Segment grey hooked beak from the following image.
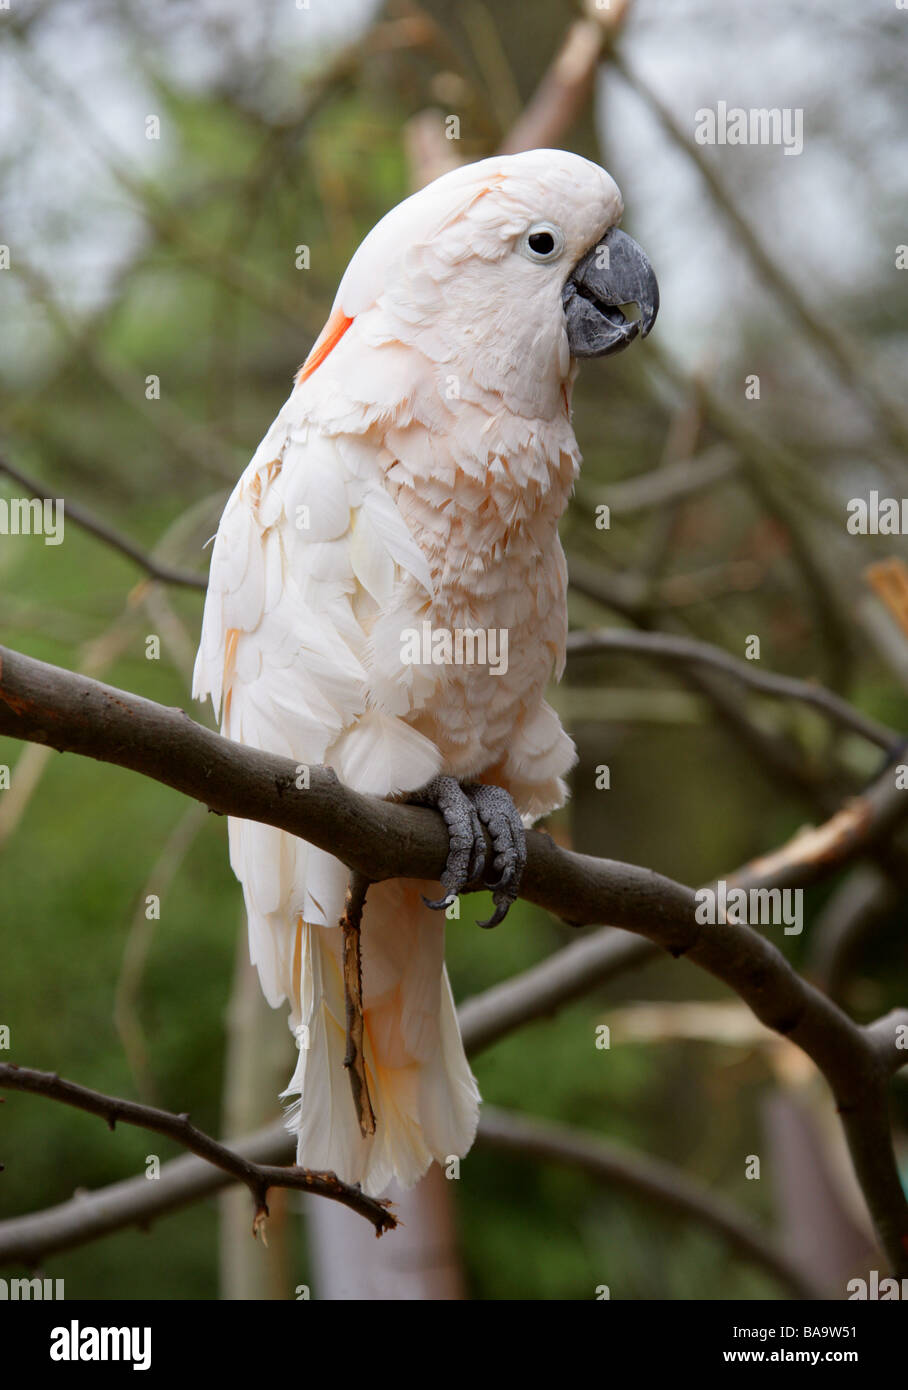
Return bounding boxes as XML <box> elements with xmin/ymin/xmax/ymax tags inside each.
<box><xmin>562</xmin><ymin>227</ymin><xmax>659</xmax><ymax>358</ymax></box>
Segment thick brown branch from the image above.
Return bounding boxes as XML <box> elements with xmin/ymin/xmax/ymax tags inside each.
<box><xmin>0</xmin><ymin>1064</ymin><xmax>395</xmax><ymax>1238</ymax></box>
<box><xmin>0</xmin><ymin>645</ymin><xmax>906</xmax><ymax>1271</ymax></box>
<box><xmin>865</xmin><ymin>1010</ymin><xmax>908</xmax><ymax>1077</ymax></box>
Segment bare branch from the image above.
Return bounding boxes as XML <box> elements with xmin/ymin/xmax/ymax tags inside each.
<box><xmin>0</xmin><ymin>1098</ymin><xmax>824</xmax><ymax>1298</ymax></box>
<box><xmin>459</xmin><ymin>928</ymin><xmax>655</xmax><ymax>1055</ymax></box>
<box><xmin>0</xmin><ymin>645</ymin><xmax>906</xmax><ymax>1271</ymax></box>
<box><xmin>567</xmin><ymin>561</ymin><xmax>846</xmax><ymax>812</ymax></box>
<box><xmin>0</xmin><ymin>1064</ymin><xmax>395</xmax><ymax>1238</ymax></box>
<box><xmin>865</xmin><ymin>1011</ymin><xmax>908</xmax><ymax>1077</ymax></box>
<box><xmin>497</xmin><ymin>17</ymin><xmax>612</xmax><ymax>155</ymax></box>
<box><xmin>648</xmin><ymin>345</ymin><xmax>861</xmax><ymax>693</ymax></box>
<box><xmin>808</xmin><ymin>866</ymin><xmax>901</xmax><ymax>1002</ymax></box>
<box><xmin>476</xmin><ymin>1107</ymin><xmax>826</xmax><ymax>1300</ymax></box>
<box><xmin>610</xmin><ymin>49</ymin><xmax>908</xmax><ymax>464</ymax></box>
<box><xmin>0</xmin><ymin>455</ymin><xmax>208</xmax><ymax>591</ymax></box>
<box><xmin>567</xmin><ymin>627</ymin><xmax>902</xmax><ymax>753</ymax></box>
<box><xmin>0</xmin><ymin>1119</ymin><xmax>294</xmax><ymax>1268</ymax></box>
<box><xmin>576</xmin><ymin>446</ymin><xmax>739</xmax><ymax>518</ymax></box>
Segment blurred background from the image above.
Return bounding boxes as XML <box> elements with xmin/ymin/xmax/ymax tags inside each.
<box><xmin>1</xmin><ymin>0</ymin><xmax>907</xmax><ymax>1299</ymax></box>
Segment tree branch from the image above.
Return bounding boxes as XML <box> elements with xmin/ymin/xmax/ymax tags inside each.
<box><xmin>0</xmin><ymin>1102</ymin><xmax>825</xmax><ymax>1299</ymax></box>
<box><xmin>566</xmin><ymin>628</ymin><xmax>902</xmax><ymax>753</ymax></box>
<box><xmin>567</xmin><ymin>560</ymin><xmax>848</xmax><ymax>812</ymax></box>
<box><xmin>610</xmin><ymin>49</ymin><xmax>908</xmax><ymax>465</ymax></box>
<box><xmin>0</xmin><ymin>1064</ymin><xmax>395</xmax><ymax>1238</ymax></box>
<box><xmin>865</xmin><ymin>1011</ymin><xmax>908</xmax><ymax>1077</ymax></box>
<box><xmin>0</xmin><ymin>455</ymin><xmax>208</xmax><ymax>591</ymax></box>
<box><xmin>0</xmin><ymin>644</ymin><xmax>906</xmax><ymax>1271</ymax></box>
<box><xmin>0</xmin><ymin>1119</ymin><xmax>296</xmax><ymax>1268</ymax></box>
<box><xmin>475</xmin><ymin>1106</ymin><xmax>825</xmax><ymax>1300</ymax></box>
<box><xmin>458</xmin><ymin>928</ymin><xmax>656</xmax><ymax>1055</ymax></box>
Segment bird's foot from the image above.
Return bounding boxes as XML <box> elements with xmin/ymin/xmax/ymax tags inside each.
<box><xmin>409</xmin><ymin>775</ymin><xmax>527</xmax><ymax>928</ymax></box>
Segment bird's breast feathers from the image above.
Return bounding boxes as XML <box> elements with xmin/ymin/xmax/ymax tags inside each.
<box><xmin>194</xmin><ymin>359</ymin><xmax>578</xmax><ymax>812</ymax></box>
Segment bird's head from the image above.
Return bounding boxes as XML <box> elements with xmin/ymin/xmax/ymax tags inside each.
<box><xmin>301</xmin><ymin>148</ymin><xmax>658</xmax><ymax>421</ymax></box>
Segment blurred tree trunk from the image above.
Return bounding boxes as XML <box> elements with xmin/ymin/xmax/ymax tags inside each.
<box><xmin>305</xmin><ymin>1164</ymin><xmax>465</xmax><ymax>1299</ymax></box>
<box><xmin>762</xmin><ymin>1092</ymin><xmax>876</xmax><ymax>1293</ymax></box>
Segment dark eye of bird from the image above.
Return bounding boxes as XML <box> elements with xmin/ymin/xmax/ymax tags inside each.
<box><xmin>528</xmin><ymin>231</ymin><xmax>555</xmax><ymax>256</ymax></box>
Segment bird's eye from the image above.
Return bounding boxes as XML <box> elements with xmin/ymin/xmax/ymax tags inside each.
<box><xmin>520</xmin><ymin>223</ymin><xmax>564</xmax><ymax>263</ymax></box>
<box><xmin>529</xmin><ymin>231</ymin><xmax>555</xmax><ymax>255</ymax></box>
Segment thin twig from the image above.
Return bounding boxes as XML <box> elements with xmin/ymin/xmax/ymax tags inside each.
<box><xmin>340</xmin><ymin>872</ymin><xmax>376</xmax><ymax>1137</ymax></box>
<box><xmin>0</xmin><ymin>1101</ymin><xmax>825</xmax><ymax>1297</ymax></box>
<box><xmin>566</xmin><ymin>627</ymin><xmax>901</xmax><ymax>752</ymax></box>
<box><xmin>0</xmin><ymin>1064</ymin><xmax>395</xmax><ymax>1238</ymax></box>
<box><xmin>807</xmin><ymin>866</ymin><xmax>901</xmax><ymax>1002</ymax></box>
<box><xmin>611</xmin><ymin>49</ymin><xmax>908</xmax><ymax>464</ymax></box>
<box><xmin>0</xmin><ymin>455</ymin><xmax>208</xmax><ymax>591</ymax></box>
<box><xmin>574</xmin><ymin>447</ymin><xmax>739</xmax><ymax>519</ymax></box>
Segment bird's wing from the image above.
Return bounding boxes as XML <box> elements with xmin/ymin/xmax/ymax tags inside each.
<box><xmin>193</xmin><ymin>395</ymin><xmax>443</xmax><ymax>1008</ymax></box>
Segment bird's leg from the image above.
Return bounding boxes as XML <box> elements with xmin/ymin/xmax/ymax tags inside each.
<box><xmin>408</xmin><ymin>776</ymin><xmax>486</xmax><ymax>910</ymax></box>
<box><xmin>465</xmin><ymin>784</ymin><xmax>528</xmax><ymax>929</ymax></box>
<box><xmin>408</xmin><ymin>775</ymin><xmax>527</xmax><ymax>928</ymax></box>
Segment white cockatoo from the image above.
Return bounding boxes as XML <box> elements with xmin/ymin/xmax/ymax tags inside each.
<box><xmin>194</xmin><ymin>149</ymin><xmax>657</xmax><ymax>1196</ymax></box>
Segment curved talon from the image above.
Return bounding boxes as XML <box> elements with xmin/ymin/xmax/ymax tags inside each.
<box><xmin>466</xmin><ymin>824</ymin><xmax>486</xmax><ymax>884</ymax></box>
<box><xmin>477</xmin><ymin>900</ymin><xmax>510</xmax><ymax>929</ymax></box>
<box><xmin>422</xmin><ymin>891</ymin><xmax>456</xmax><ymax>911</ymax></box>
<box><xmin>486</xmin><ymin>864</ymin><xmax>514</xmax><ymax>892</ymax></box>
<box><xmin>466</xmin><ymin>785</ymin><xmax>526</xmax><ymax>925</ymax></box>
<box><xmin>407</xmin><ymin>775</ymin><xmax>527</xmax><ymax>926</ymax></box>
<box><xmin>409</xmin><ymin>775</ymin><xmax>486</xmax><ymax>913</ymax></box>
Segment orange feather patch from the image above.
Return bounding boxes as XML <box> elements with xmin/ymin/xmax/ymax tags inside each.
<box><xmin>296</xmin><ymin>307</ymin><xmax>354</xmax><ymax>385</ymax></box>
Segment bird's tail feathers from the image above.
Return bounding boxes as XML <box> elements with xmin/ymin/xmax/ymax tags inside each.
<box><xmin>281</xmin><ymin>879</ymin><xmax>479</xmax><ymax>1196</ymax></box>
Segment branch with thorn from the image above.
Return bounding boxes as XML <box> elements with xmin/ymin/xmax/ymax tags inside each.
<box><xmin>0</xmin><ymin>1063</ymin><xmax>395</xmax><ymax>1238</ymax></box>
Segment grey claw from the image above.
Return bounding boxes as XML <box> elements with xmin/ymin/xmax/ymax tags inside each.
<box><xmin>408</xmin><ymin>776</ymin><xmax>526</xmax><ymax>927</ymax></box>
<box><xmin>410</xmin><ymin>775</ymin><xmax>486</xmax><ymax>912</ymax></box>
<box><xmin>422</xmin><ymin>890</ymin><xmax>457</xmax><ymax>911</ymax></box>
<box><xmin>476</xmin><ymin>898</ymin><xmax>510</xmax><ymax>929</ymax></box>
<box><xmin>465</xmin><ymin>784</ymin><xmax>527</xmax><ymax>928</ymax></box>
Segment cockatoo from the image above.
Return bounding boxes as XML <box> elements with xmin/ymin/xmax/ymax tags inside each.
<box><xmin>194</xmin><ymin>148</ymin><xmax>658</xmax><ymax>1196</ymax></box>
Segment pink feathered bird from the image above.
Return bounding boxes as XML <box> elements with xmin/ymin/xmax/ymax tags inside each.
<box><xmin>194</xmin><ymin>149</ymin><xmax>658</xmax><ymax>1195</ymax></box>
